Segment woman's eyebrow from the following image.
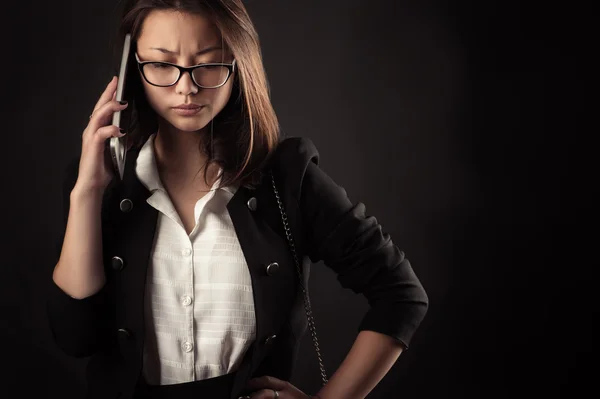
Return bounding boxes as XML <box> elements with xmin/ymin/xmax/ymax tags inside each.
<box><xmin>149</xmin><ymin>46</ymin><xmax>222</xmax><ymax>55</ymax></box>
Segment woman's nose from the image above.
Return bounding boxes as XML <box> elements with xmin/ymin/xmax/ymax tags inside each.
<box><xmin>176</xmin><ymin>70</ymin><xmax>199</xmax><ymax>95</ymax></box>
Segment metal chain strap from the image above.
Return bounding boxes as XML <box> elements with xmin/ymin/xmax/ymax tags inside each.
<box><xmin>269</xmin><ymin>169</ymin><xmax>329</xmax><ymax>386</ymax></box>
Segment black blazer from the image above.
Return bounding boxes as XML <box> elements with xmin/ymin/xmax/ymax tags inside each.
<box><xmin>46</xmin><ymin>136</ymin><xmax>428</xmax><ymax>399</ymax></box>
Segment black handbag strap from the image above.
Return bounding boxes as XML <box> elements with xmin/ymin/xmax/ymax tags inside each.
<box><xmin>269</xmin><ymin>169</ymin><xmax>328</xmax><ymax>386</ymax></box>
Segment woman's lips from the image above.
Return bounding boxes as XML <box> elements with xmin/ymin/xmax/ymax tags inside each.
<box><xmin>172</xmin><ymin>106</ymin><xmax>204</xmax><ymax>116</ymax></box>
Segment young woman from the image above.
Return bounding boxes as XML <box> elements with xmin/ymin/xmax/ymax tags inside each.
<box><xmin>47</xmin><ymin>1</ymin><xmax>429</xmax><ymax>398</ymax></box>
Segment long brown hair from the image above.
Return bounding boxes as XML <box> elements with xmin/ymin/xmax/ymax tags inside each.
<box><xmin>110</xmin><ymin>0</ymin><xmax>280</xmax><ymax>190</ymax></box>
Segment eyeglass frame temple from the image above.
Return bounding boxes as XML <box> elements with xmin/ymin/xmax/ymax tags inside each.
<box><xmin>133</xmin><ymin>52</ymin><xmax>236</xmax><ymax>88</ymax></box>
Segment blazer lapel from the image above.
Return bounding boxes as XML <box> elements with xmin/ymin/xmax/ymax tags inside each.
<box><xmin>227</xmin><ymin>173</ymin><xmax>301</xmax><ymax>395</ymax></box>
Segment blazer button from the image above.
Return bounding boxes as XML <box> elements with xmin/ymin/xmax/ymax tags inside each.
<box><xmin>111</xmin><ymin>256</ymin><xmax>125</xmax><ymax>271</ymax></box>
<box><xmin>246</xmin><ymin>197</ymin><xmax>258</xmax><ymax>211</ymax></box>
<box><xmin>117</xmin><ymin>328</ymin><xmax>133</xmax><ymax>339</ymax></box>
<box><xmin>119</xmin><ymin>198</ymin><xmax>133</xmax><ymax>212</ymax></box>
<box><xmin>266</xmin><ymin>262</ymin><xmax>279</xmax><ymax>276</ymax></box>
<box><xmin>264</xmin><ymin>334</ymin><xmax>277</xmax><ymax>345</ymax></box>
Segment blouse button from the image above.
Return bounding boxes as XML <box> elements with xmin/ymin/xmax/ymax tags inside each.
<box><xmin>181</xmin><ymin>296</ymin><xmax>192</xmax><ymax>306</ymax></box>
<box><xmin>182</xmin><ymin>248</ymin><xmax>192</xmax><ymax>256</ymax></box>
<box><xmin>182</xmin><ymin>341</ymin><xmax>193</xmax><ymax>353</ymax></box>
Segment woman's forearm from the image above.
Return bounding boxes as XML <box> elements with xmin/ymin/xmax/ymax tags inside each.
<box><xmin>314</xmin><ymin>330</ymin><xmax>405</xmax><ymax>399</ymax></box>
<box><xmin>52</xmin><ymin>185</ymin><xmax>107</xmax><ymax>299</ymax></box>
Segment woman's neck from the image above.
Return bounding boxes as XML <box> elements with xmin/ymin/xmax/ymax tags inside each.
<box><xmin>153</xmin><ymin>125</ymin><xmax>219</xmax><ymax>191</ymax></box>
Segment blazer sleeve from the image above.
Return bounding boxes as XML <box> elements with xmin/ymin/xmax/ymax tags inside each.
<box><xmin>282</xmin><ymin>137</ymin><xmax>429</xmax><ymax>349</ymax></box>
<box><xmin>46</xmin><ymin>157</ymin><xmax>114</xmax><ymax>358</ymax></box>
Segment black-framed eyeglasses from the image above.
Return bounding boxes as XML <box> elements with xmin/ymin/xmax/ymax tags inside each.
<box><xmin>135</xmin><ymin>52</ymin><xmax>236</xmax><ymax>88</ymax></box>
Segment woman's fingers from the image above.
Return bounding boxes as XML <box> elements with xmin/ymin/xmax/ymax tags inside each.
<box><xmin>91</xmin><ymin>76</ymin><xmax>118</xmax><ymax>116</ymax></box>
<box><xmin>86</xmin><ymin>99</ymin><xmax>128</xmax><ymax>136</ymax></box>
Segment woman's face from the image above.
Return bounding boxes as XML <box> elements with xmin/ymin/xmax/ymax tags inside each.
<box><xmin>135</xmin><ymin>10</ymin><xmax>235</xmax><ymax>133</ymax></box>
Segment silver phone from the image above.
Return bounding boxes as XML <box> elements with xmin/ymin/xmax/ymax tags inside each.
<box><xmin>109</xmin><ymin>33</ymin><xmax>133</xmax><ymax>181</ymax></box>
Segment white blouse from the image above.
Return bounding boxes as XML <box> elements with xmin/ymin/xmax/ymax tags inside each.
<box><xmin>135</xmin><ymin>133</ymin><xmax>256</xmax><ymax>385</ymax></box>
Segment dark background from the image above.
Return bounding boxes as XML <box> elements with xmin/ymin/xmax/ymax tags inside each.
<box><xmin>2</xmin><ymin>0</ymin><xmax>594</xmax><ymax>398</ymax></box>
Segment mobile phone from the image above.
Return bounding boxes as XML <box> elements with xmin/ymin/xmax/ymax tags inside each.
<box><xmin>108</xmin><ymin>33</ymin><xmax>133</xmax><ymax>181</ymax></box>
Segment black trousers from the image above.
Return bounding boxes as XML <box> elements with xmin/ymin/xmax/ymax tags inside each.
<box><xmin>133</xmin><ymin>372</ymin><xmax>237</xmax><ymax>399</ymax></box>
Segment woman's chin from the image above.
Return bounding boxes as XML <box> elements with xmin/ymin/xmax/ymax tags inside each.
<box><xmin>168</xmin><ymin>117</ymin><xmax>212</xmax><ymax>132</ymax></box>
